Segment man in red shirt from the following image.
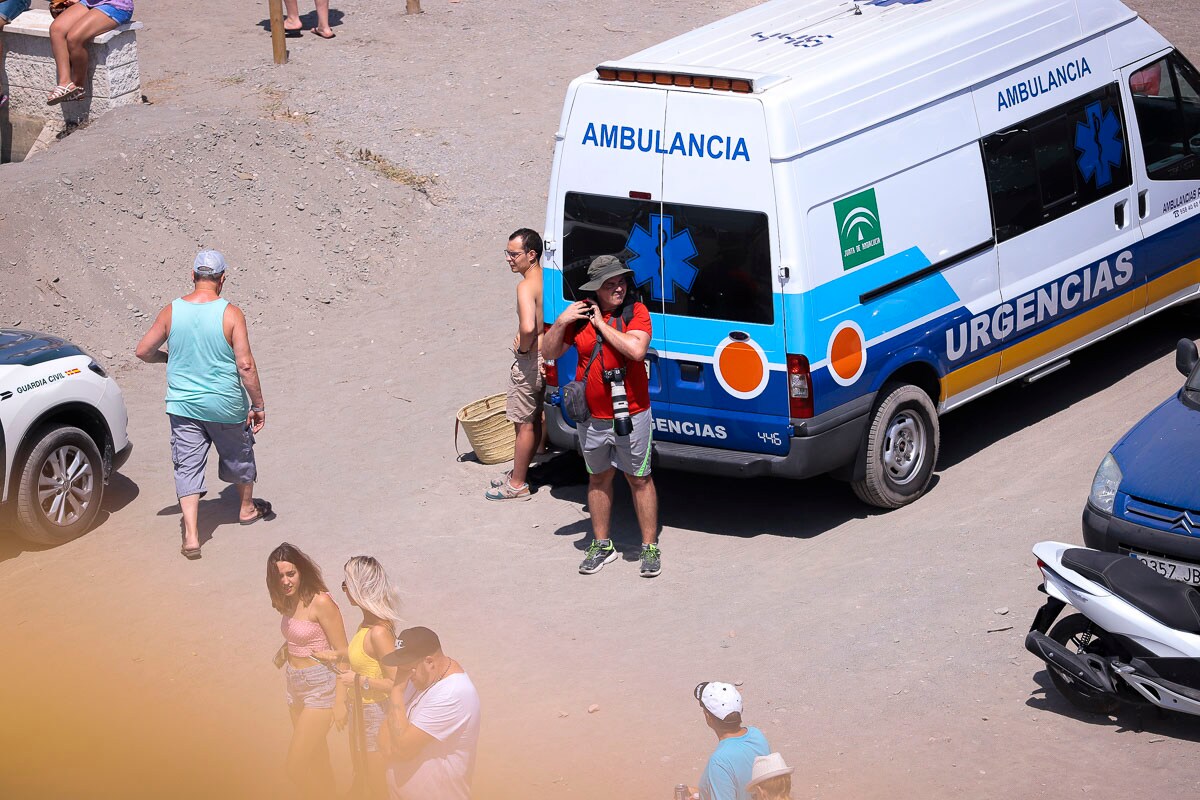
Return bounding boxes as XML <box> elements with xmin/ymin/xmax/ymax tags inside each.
<box><xmin>542</xmin><ymin>255</ymin><xmax>661</xmax><ymax>577</ymax></box>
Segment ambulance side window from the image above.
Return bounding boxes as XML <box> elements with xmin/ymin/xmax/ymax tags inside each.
<box><xmin>982</xmin><ymin>83</ymin><xmax>1132</xmax><ymax>242</ymax></box>
<box><xmin>1128</xmin><ymin>51</ymin><xmax>1200</xmax><ymax>181</ymax></box>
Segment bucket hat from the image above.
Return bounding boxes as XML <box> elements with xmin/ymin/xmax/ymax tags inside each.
<box><xmin>579</xmin><ymin>254</ymin><xmax>633</xmax><ymax>291</ymax></box>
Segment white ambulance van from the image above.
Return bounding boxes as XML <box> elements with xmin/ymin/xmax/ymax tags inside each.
<box><xmin>541</xmin><ymin>0</ymin><xmax>1200</xmax><ymax>508</ymax></box>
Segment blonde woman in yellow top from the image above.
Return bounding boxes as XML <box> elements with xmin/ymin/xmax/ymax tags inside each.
<box><xmin>336</xmin><ymin>555</ymin><xmax>403</xmax><ymax>799</ymax></box>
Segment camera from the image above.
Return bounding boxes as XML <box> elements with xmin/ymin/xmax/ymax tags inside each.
<box><xmin>603</xmin><ymin>367</ymin><xmax>633</xmax><ymax>436</ymax></box>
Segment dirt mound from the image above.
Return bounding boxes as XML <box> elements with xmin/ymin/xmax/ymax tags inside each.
<box><xmin>0</xmin><ymin>102</ymin><xmax>431</xmax><ymax>369</ymax></box>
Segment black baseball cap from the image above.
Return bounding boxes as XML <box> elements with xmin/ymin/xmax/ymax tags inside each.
<box><xmin>381</xmin><ymin>626</ymin><xmax>441</xmax><ymax>667</ymax></box>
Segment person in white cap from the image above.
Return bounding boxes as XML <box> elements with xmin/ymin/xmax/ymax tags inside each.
<box><xmin>136</xmin><ymin>250</ymin><xmax>271</xmax><ymax>559</ymax></box>
<box><xmin>688</xmin><ymin>681</ymin><xmax>770</xmax><ymax>800</ymax></box>
<box><xmin>746</xmin><ymin>753</ymin><xmax>794</xmax><ymax>800</ymax></box>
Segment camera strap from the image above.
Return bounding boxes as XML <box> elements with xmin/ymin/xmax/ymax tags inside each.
<box><xmin>580</xmin><ymin>303</ymin><xmax>635</xmax><ymax>383</ymax></box>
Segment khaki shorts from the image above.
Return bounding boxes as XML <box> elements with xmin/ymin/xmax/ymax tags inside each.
<box><xmin>506</xmin><ymin>351</ymin><xmax>545</xmax><ymax>424</ymax></box>
<box><xmin>577</xmin><ymin>410</ymin><xmax>653</xmax><ymax>477</ymax></box>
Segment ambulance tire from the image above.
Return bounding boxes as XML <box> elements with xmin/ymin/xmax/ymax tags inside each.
<box><xmin>14</xmin><ymin>426</ymin><xmax>105</xmax><ymax>545</ymax></box>
<box><xmin>851</xmin><ymin>383</ymin><xmax>939</xmax><ymax>509</ymax></box>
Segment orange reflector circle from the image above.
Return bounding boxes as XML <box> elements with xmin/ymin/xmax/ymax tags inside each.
<box><xmin>714</xmin><ymin>336</ymin><xmax>771</xmax><ymax>400</ymax></box>
<box><xmin>827</xmin><ymin>321</ymin><xmax>867</xmax><ymax>386</ymax></box>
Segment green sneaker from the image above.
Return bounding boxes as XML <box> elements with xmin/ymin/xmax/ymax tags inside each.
<box><xmin>579</xmin><ymin>540</ymin><xmax>618</xmax><ymax>574</ymax></box>
<box><xmin>640</xmin><ymin>544</ymin><xmax>662</xmax><ymax>578</ymax></box>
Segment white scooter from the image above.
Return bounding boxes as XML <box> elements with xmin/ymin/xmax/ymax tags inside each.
<box><xmin>1026</xmin><ymin>541</ymin><xmax>1200</xmax><ymax>716</ymax></box>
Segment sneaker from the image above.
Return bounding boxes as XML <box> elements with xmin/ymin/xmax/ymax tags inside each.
<box><xmin>578</xmin><ymin>540</ymin><xmax>617</xmax><ymax>574</ymax></box>
<box><xmin>484</xmin><ymin>479</ymin><xmax>531</xmax><ymax>501</ymax></box>
<box><xmin>640</xmin><ymin>544</ymin><xmax>662</xmax><ymax>578</ymax></box>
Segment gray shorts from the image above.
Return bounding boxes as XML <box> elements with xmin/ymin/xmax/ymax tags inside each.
<box><xmin>577</xmin><ymin>410</ymin><xmax>653</xmax><ymax>476</ymax></box>
<box><xmin>285</xmin><ymin>663</ymin><xmax>336</xmax><ymax>709</ymax></box>
<box><xmin>168</xmin><ymin>414</ymin><xmax>257</xmax><ymax>498</ymax></box>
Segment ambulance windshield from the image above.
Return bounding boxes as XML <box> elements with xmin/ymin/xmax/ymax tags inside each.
<box><xmin>562</xmin><ymin>192</ymin><xmax>773</xmax><ymax>325</ymax></box>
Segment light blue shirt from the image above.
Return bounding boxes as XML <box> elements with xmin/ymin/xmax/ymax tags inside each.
<box><xmin>700</xmin><ymin>727</ymin><xmax>770</xmax><ymax>800</ymax></box>
<box><xmin>165</xmin><ymin>298</ymin><xmax>249</xmax><ymax>424</ymax></box>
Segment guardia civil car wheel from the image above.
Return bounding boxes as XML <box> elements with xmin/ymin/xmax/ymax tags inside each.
<box><xmin>0</xmin><ymin>330</ymin><xmax>132</xmax><ymax>546</ymax></box>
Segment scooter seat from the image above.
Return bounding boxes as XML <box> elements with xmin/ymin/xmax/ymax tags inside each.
<box><xmin>1062</xmin><ymin>548</ymin><xmax>1200</xmax><ymax>635</ymax></box>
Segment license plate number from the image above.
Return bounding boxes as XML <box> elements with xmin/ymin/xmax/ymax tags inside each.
<box><xmin>1130</xmin><ymin>552</ymin><xmax>1200</xmax><ymax>586</ymax></box>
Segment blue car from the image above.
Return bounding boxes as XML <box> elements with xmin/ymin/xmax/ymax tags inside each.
<box><xmin>1083</xmin><ymin>339</ymin><xmax>1200</xmax><ymax>584</ymax></box>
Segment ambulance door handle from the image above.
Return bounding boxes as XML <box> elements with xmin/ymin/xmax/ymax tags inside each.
<box><xmin>678</xmin><ymin>362</ymin><xmax>703</xmax><ymax>382</ymax></box>
<box><xmin>1114</xmin><ymin>199</ymin><xmax>1129</xmax><ymax>229</ymax></box>
<box><xmin>1138</xmin><ymin>190</ymin><xmax>1148</xmax><ymax>220</ymax></box>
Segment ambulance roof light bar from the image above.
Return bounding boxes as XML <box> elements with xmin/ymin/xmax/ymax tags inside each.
<box><xmin>594</xmin><ymin>62</ymin><xmax>784</xmax><ymax>94</ymax></box>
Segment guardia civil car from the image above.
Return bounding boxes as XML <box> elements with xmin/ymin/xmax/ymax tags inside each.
<box><xmin>0</xmin><ymin>330</ymin><xmax>131</xmax><ymax>545</ymax></box>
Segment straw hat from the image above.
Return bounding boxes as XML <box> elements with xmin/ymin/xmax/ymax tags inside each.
<box><xmin>747</xmin><ymin>753</ymin><xmax>794</xmax><ymax>789</ymax></box>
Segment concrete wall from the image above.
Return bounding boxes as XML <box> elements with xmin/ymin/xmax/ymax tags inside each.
<box><xmin>1</xmin><ymin>9</ymin><xmax>143</xmax><ymax>126</ymax></box>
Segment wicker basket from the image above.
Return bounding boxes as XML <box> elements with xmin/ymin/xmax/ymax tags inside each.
<box><xmin>455</xmin><ymin>393</ymin><xmax>515</xmax><ymax>465</ymax></box>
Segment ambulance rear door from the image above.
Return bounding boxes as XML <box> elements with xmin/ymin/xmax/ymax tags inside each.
<box><xmin>655</xmin><ymin>90</ymin><xmax>789</xmax><ymax>456</ymax></box>
<box><xmin>552</xmin><ymin>84</ymin><xmax>668</xmax><ymax>410</ymax></box>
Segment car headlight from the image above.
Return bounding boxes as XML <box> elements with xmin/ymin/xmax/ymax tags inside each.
<box><xmin>1089</xmin><ymin>452</ymin><xmax>1122</xmax><ymax>514</ymax></box>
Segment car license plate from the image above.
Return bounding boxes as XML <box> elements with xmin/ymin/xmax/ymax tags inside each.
<box><xmin>1129</xmin><ymin>552</ymin><xmax>1200</xmax><ymax>586</ymax></box>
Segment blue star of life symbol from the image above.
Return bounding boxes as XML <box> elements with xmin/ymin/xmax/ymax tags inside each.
<box><xmin>1075</xmin><ymin>101</ymin><xmax>1124</xmax><ymax>188</ymax></box>
<box><xmin>626</xmin><ymin>214</ymin><xmax>698</xmax><ymax>303</ymax></box>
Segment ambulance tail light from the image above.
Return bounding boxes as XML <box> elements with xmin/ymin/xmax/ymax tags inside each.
<box><xmin>787</xmin><ymin>354</ymin><xmax>813</xmax><ymax>419</ymax></box>
<box><xmin>543</xmin><ymin>322</ymin><xmax>558</xmax><ymax>386</ymax></box>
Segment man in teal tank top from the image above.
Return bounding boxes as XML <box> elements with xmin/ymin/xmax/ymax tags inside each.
<box><xmin>136</xmin><ymin>251</ymin><xmax>272</xmax><ymax>559</ymax></box>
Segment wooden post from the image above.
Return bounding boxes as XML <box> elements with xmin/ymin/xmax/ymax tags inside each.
<box><xmin>406</xmin><ymin>0</ymin><xmax>422</xmax><ymax>14</ymax></box>
<box><xmin>268</xmin><ymin>0</ymin><xmax>288</xmax><ymax>65</ymax></box>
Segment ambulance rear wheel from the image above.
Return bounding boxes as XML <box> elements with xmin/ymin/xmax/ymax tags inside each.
<box><xmin>852</xmin><ymin>383</ymin><xmax>938</xmax><ymax>509</ymax></box>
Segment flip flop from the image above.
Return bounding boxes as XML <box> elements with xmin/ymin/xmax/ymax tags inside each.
<box><xmin>240</xmin><ymin>498</ymin><xmax>275</xmax><ymax>525</ymax></box>
<box><xmin>283</xmin><ymin>27</ymin><xmax>303</xmax><ymax>37</ymax></box>
<box><xmin>181</xmin><ymin>544</ymin><xmax>202</xmax><ymax>560</ymax></box>
<box><xmin>313</xmin><ymin>30</ymin><xmax>336</xmax><ymax>39</ymax></box>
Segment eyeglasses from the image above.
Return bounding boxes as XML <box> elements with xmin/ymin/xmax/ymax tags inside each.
<box><xmin>503</xmin><ymin>250</ymin><xmax>527</xmax><ymax>259</ymax></box>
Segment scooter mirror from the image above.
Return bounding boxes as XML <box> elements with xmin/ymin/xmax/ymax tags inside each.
<box><xmin>1175</xmin><ymin>338</ymin><xmax>1198</xmax><ymax>382</ymax></box>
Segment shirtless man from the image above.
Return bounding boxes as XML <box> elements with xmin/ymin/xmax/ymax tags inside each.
<box><xmin>485</xmin><ymin>228</ymin><xmax>544</xmax><ymax>500</ymax></box>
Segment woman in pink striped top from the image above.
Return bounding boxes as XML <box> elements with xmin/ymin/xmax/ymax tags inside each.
<box><xmin>46</xmin><ymin>0</ymin><xmax>134</xmax><ymax>105</ymax></box>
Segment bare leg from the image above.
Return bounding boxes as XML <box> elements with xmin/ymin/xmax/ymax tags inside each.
<box><xmin>48</xmin><ymin>3</ymin><xmax>91</xmax><ymax>86</ymax></box>
<box><xmin>282</xmin><ymin>0</ymin><xmax>302</xmax><ymax>30</ymax></box>
<box><xmin>237</xmin><ymin>481</ymin><xmax>257</xmax><ymax>521</ymax></box>
<box><xmin>366</xmin><ymin>750</ymin><xmax>387</xmax><ymax>799</ymax></box>
<box><xmin>287</xmin><ymin>705</ymin><xmax>335</xmax><ymax>800</ymax></box>
<box><xmin>625</xmin><ymin>474</ymin><xmax>658</xmax><ymax>546</ymax></box>
<box><xmin>510</xmin><ymin>421</ymin><xmax>537</xmax><ymax>487</ymax></box>
<box><xmin>586</xmin><ymin>468</ymin><xmax>615</xmax><ymax>540</ymax></box>
<box><xmin>64</xmin><ymin>9</ymin><xmax>117</xmax><ymax>89</ymax></box>
<box><xmin>179</xmin><ymin>494</ymin><xmax>201</xmax><ymax>551</ymax></box>
<box><xmin>314</xmin><ymin>0</ymin><xmax>332</xmax><ymax>37</ymax></box>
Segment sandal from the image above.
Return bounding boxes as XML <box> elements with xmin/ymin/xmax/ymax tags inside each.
<box><xmin>240</xmin><ymin>498</ymin><xmax>275</xmax><ymax>525</ymax></box>
<box><xmin>484</xmin><ymin>480</ymin><xmax>531</xmax><ymax>501</ymax></box>
<box><xmin>181</xmin><ymin>544</ymin><xmax>202</xmax><ymax>560</ymax></box>
<box><xmin>46</xmin><ymin>83</ymin><xmax>78</xmax><ymax>105</ymax></box>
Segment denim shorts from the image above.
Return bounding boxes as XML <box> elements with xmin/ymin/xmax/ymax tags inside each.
<box><xmin>94</xmin><ymin>3</ymin><xmax>132</xmax><ymax>24</ymax></box>
<box><xmin>0</xmin><ymin>0</ymin><xmax>31</xmax><ymax>24</ymax></box>
<box><xmin>168</xmin><ymin>414</ymin><xmax>257</xmax><ymax>498</ymax></box>
<box><xmin>361</xmin><ymin>701</ymin><xmax>387</xmax><ymax>752</ymax></box>
<box><xmin>285</xmin><ymin>663</ymin><xmax>336</xmax><ymax>709</ymax></box>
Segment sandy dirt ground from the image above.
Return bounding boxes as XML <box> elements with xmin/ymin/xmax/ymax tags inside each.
<box><xmin>1</xmin><ymin>1</ymin><xmax>1200</xmax><ymax>798</ymax></box>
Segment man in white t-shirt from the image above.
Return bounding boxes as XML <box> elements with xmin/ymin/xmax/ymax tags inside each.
<box><xmin>381</xmin><ymin>626</ymin><xmax>481</xmax><ymax>800</ymax></box>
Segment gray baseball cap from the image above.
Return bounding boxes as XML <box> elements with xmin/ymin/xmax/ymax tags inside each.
<box><xmin>579</xmin><ymin>254</ymin><xmax>632</xmax><ymax>291</ymax></box>
<box><xmin>193</xmin><ymin>250</ymin><xmax>228</xmax><ymax>276</ymax></box>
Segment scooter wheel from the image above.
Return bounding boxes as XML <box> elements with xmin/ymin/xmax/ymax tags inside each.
<box><xmin>1047</xmin><ymin>613</ymin><xmax>1120</xmax><ymax>715</ymax></box>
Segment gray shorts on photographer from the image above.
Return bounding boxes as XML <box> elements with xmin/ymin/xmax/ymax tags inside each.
<box><xmin>577</xmin><ymin>410</ymin><xmax>653</xmax><ymax>476</ymax></box>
